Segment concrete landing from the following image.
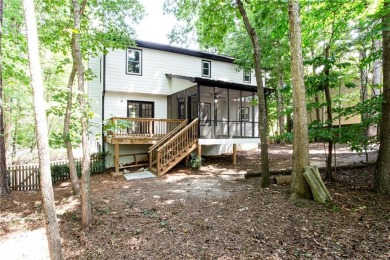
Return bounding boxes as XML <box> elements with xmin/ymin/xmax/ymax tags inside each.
<box><xmin>124</xmin><ymin>171</ymin><xmax>156</xmax><ymax>181</ymax></box>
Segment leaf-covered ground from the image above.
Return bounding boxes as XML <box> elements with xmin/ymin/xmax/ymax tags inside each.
<box><xmin>1</xmin><ymin>144</ymin><xmax>389</xmax><ymax>259</ymax></box>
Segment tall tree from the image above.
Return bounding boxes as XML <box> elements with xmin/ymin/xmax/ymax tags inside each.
<box><xmin>288</xmin><ymin>0</ymin><xmax>312</xmax><ymax>199</ymax></box>
<box><xmin>236</xmin><ymin>0</ymin><xmax>270</xmax><ymax>187</ymax></box>
<box><xmin>22</xmin><ymin>0</ymin><xmax>63</xmax><ymax>258</ymax></box>
<box><xmin>166</xmin><ymin>0</ymin><xmax>271</xmax><ymax>187</ymax></box>
<box><xmin>63</xmin><ymin>61</ymin><xmax>80</xmax><ymax>196</ymax></box>
<box><xmin>71</xmin><ymin>0</ymin><xmax>90</xmax><ymax>225</ymax></box>
<box><xmin>0</xmin><ymin>0</ymin><xmax>10</xmax><ymax>197</ymax></box>
<box><xmin>375</xmin><ymin>0</ymin><xmax>390</xmax><ymax>195</ymax></box>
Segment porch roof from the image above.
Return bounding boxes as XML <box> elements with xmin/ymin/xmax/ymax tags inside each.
<box><xmin>166</xmin><ymin>74</ymin><xmax>274</xmax><ymax>96</ymax></box>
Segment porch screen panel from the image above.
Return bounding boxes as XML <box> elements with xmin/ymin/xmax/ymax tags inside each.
<box><xmin>229</xmin><ymin>89</ymin><xmax>241</xmax><ymax>138</ymax></box>
<box><xmin>214</xmin><ymin>87</ymin><xmax>228</xmax><ymax>138</ymax></box>
<box><xmin>199</xmin><ymin>86</ymin><xmax>214</xmax><ymax>138</ymax></box>
<box><xmin>241</xmin><ymin>91</ymin><xmax>255</xmax><ymax>137</ymax></box>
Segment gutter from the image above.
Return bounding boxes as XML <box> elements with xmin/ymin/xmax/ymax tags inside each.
<box><xmin>102</xmin><ymin>53</ymin><xmax>106</xmax><ymax>154</ymax></box>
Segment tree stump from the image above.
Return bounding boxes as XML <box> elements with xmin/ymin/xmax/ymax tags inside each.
<box><xmin>303</xmin><ymin>166</ymin><xmax>333</xmax><ymax>203</ymax></box>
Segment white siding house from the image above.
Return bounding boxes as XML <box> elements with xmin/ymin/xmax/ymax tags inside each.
<box><xmin>88</xmin><ymin>40</ymin><xmax>272</xmax><ymax>169</ymax></box>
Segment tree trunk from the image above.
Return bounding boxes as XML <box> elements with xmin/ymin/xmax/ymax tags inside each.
<box><xmin>4</xmin><ymin>96</ymin><xmax>11</xmax><ymax>153</ymax></box>
<box><xmin>359</xmin><ymin>49</ymin><xmax>373</xmax><ymax>140</ymax></box>
<box><xmin>288</xmin><ymin>0</ymin><xmax>312</xmax><ymax>200</ymax></box>
<box><xmin>324</xmin><ymin>46</ymin><xmax>334</xmax><ymax>182</ymax></box>
<box><xmin>372</xmin><ymin>39</ymin><xmax>382</xmax><ymax>96</ymax></box>
<box><xmin>375</xmin><ymin>1</ymin><xmax>390</xmax><ymax>195</ymax></box>
<box><xmin>71</xmin><ymin>0</ymin><xmax>91</xmax><ymax>225</ymax></box>
<box><xmin>311</xmin><ymin>49</ymin><xmax>322</xmax><ymax>127</ymax></box>
<box><xmin>22</xmin><ymin>0</ymin><xmax>63</xmax><ymax>259</ymax></box>
<box><xmin>12</xmin><ymin>105</ymin><xmax>18</xmax><ymax>157</ymax></box>
<box><xmin>287</xmin><ymin>112</ymin><xmax>293</xmax><ymax>133</ymax></box>
<box><xmin>277</xmin><ymin>73</ymin><xmax>285</xmax><ymax>144</ymax></box>
<box><xmin>236</xmin><ymin>0</ymin><xmax>270</xmax><ymax>188</ymax></box>
<box><xmin>0</xmin><ymin>0</ymin><xmax>10</xmax><ymax>197</ymax></box>
<box><xmin>372</xmin><ymin>38</ymin><xmax>382</xmax><ymax>138</ymax></box>
<box><xmin>63</xmin><ymin>58</ymin><xmax>80</xmax><ymax>196</ymax></box>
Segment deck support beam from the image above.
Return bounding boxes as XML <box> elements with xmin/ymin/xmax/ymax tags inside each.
<box><xmin>198</xmin><ymin>143</ymin><xmax>202</xmax><ymax>158</ymax></box>
<box><xmin>233</xmin><ymin>144</ymin><xmax>237</xmax><ymax>165</ymax></box>
<box><xmin>115</xmin><ymin>143</ymin><xmax>119</xmax><ymax>174</ymax></box>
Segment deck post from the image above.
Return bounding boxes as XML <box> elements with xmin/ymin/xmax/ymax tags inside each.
<box><xmin>185</xmin><ymin>154</ymin><xmax>190</xmax><ymax>167</ymax></box>
<box><xmin>233</xmin><ymin>144</ymin><xmax>237</xmax><ymax>165</ymax></box>
<box><xmin>157</xmin><ymin>151</ymin><xmax>161</xmax><ymax>176</ymax></box>
<box><xmin>115</xmin><ymin>143</ymin><xmax>119</xmax><ymax>174</ymax></box>
<box><xmin>149</xmin><ymin>151</ymin><xmax>153</xmax><ymax>168</ymax></box>
<box><xmin>198</xmin><ymin>144</ymin><xmax>202</xmax><ymax>158</ymax></box>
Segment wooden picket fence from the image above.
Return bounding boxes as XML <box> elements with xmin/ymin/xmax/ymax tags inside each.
<box><xmin>7</xmin><ymin>155</ymin><xmax>106</xmax><ymax>191</ymax></box>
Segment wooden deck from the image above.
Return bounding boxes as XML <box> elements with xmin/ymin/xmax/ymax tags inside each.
<box><xmin>105</xmin><ymin>117</ymin><xmax>238</xmax><ymax>175</ymax></box>
<box><xmin>105</xmin><ymin>136</ymin><xmax>161</xmax><ymax>144</ymax></box>
<box><xmin>105</xmin><ymin>117</ymin><xmax>185</xmax><ymax>145</ymax></box>
<box><xmin>105</xmin><ymin>117</ymin><xmax>188</xmax><ymax>173</ymax></box>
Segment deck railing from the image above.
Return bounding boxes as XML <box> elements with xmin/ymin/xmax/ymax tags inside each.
<box><xmin>105</xmin><ymin>117</ymin><xmax>185</xmax><ymax>138</ymax></box>
<box><xmin>155</xmin><ymin>119</ymin><xmax>199</xmax><ymax>176</ymax></box>
<box><xmin>149</xmin><ymin>119</ymin><xmax>188</xmax><ymax>169</ymax></box>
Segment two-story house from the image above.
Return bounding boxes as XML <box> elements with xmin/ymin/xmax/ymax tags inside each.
<box><xmin>88</xmin><ymin>40</ymin><xmax>273</xmax><ymax>176</ymax></box>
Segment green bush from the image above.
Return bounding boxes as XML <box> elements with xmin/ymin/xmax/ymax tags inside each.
<box><xmin>49</xmin><ymin>152</ymin><xmax>108</xmax><ymax>183</ymax></box>
<box><xmin>189</xmin><ymin>153</ymin><xmax>204</xmax><ymax>170</ymax></box>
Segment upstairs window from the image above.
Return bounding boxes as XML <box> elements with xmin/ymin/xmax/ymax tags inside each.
<box><xmin>126</xmin><ymin>48</ymin><xmax>142</xmax><ymax>75</ymax></box>
<box><xmin>202</xmin><ymin>60</ymin><xmax>211</xmax><ymax>77</ymax></box>
<box><xmin>243</xmin><ymin>71</ymin><xmax>251</xmax><ymax>83</ymax></box>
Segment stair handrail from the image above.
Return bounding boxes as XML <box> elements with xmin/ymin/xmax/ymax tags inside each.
<box><xmin>148</xmin><ymin>119</ymin><xmax>188</xmax><ymax>152</ymax></box>
<box><xmin>155</xmin><ymin>118</ymin><xmax>198</xmax><ymax>175</ymax></box>
<box><xmin>157</xmin><ymin>118</ymin><xmax>198</xmax><ymax>152</ymax></box>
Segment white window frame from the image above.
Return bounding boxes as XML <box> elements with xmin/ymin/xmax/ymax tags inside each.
<box><xmin>202</xmin><ymin>60</ymin><xmax>211</xmax><ymax>77</ymax></box>
<box><xmin>126</xmin><ymin>48</ymin><xmax>142</xmax><ymax>75</ymax></box>
<box><xmin>239</xmin><ymin>106</ymin><xmax>250</xmax><ymax>122</ymax></box>
<box><xmin>243</xmin><ymin>71</ymin><xmax>251</xmax><ymax>83</ymax></box>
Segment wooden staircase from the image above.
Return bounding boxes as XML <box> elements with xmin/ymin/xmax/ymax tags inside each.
<box><xmin>148</xmin><ymin>119</ymin><xmax>199</xmax><ymax>176</ymax></box>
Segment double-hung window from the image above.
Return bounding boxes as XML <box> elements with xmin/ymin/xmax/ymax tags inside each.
<box><xmin>243</xmin><ymin>71</ymin><xmax>251</xmax><ymax>83</ymax></box>
<box><xmin>202</xmin><ymin>60</ymin><xmax>211</xmax><ymax>77</ymax></box>
<box><xmin>126</xmin><ymin>48</ymin><xmax>142</xmax><ymax>75</ymax></box>
<box><xmin>239</xmin><ymin>107</ymin><xmax>249</xmax><ymax>121</ymax></box>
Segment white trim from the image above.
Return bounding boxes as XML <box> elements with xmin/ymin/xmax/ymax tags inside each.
<box><xmin>126</xmin><ymin>48</ymin><xmax>142</xmax><ymax>75</ymax></box>
<box><xmin>198</xmin><ymin>138</ymin><xmax>260</xmax><ymax>145</ymax></box>
<box><xmin>243</xmin><ymin>71</ymin><xmax>251</xmax><ymax>83</ymax></box>
<box><xmin>202</xmin><ymin>60</ymin><xmax>211</xmax><ymax>77</ymax></box>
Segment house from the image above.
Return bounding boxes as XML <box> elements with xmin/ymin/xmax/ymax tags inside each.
<box><xmin>88</xmin><ymin>40</ymin><xmax>273</xmax><ymax>176</ymax></box>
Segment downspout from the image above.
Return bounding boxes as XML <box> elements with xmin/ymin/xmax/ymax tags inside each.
<box><xmin>227</xmin><ymin>89</ymin><xmax>230</xmax><ymax>137</ymax></box>
<box><xmin>197</xmin><ymin>83</ymin><xmax>200</xmax><ymax>138</ymax></box>
<box><xmin>240</xmin><ymin>90</ymin><xmax>243</xmax><ymax>137</ymax></box>
<box><xmin>102</xmin><ymin>53</ymin><xmax>106</xmax><ymax>154</ymax></box>
<box><xmin>252</xmin><ymin>92</ymin><xmax>255</xmax><ymax>137</ymax></box>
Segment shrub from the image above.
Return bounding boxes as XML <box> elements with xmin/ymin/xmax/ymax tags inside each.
<box><xmin>189</xmin><ymin>153</ymin><xmax>204</xmax><ymax>170</ymax></box>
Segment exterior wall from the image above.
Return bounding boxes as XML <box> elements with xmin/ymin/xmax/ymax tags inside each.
<box><xmin>87</xmin><ymin>44</ymin><xmax>262</xmax><ymax>159</ymax></box>
<box><xmin>103</xmin><ymin>92</ymin><xmax>167</xmax><ymax>119</ymax></box>
<box><xmin>199</xmin><ymin>138</ymin><xmax>260</xmax><ymax>156</ymax></box>
<box><xmin>105</xmin><ymin>47</ymin><xmax>255</xmax><ymax>95</ymax></box>
<box><xmin>201</xmin><ymin>144</ymin><xmax>259</xmax><ymax>156</ymax></box>
<box><xmin>307</xmin><ymin>86</ymin><xmax>361</xmax><ymax>126</ymax></box>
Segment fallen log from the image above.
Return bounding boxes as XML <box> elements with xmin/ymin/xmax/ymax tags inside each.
<box><xmin>303</xmin><ymin>166</ymin><xmax>333</xmax><ymax>203</ymax></box>
<box><xmin>244</xmin><ymin>162</ymin><xmax>374</xmax><ymax>179</ymax></box>
<box><xmin>273</xmin><ymin>175</ymin><xmax>292</xmax><ymax>185</ymax></box>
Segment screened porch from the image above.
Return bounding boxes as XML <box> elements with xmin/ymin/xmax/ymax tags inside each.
<box><xmin>167</xmin><ymin>75</ymin><xmax>273</xmax><ymax>139</ymax></box>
